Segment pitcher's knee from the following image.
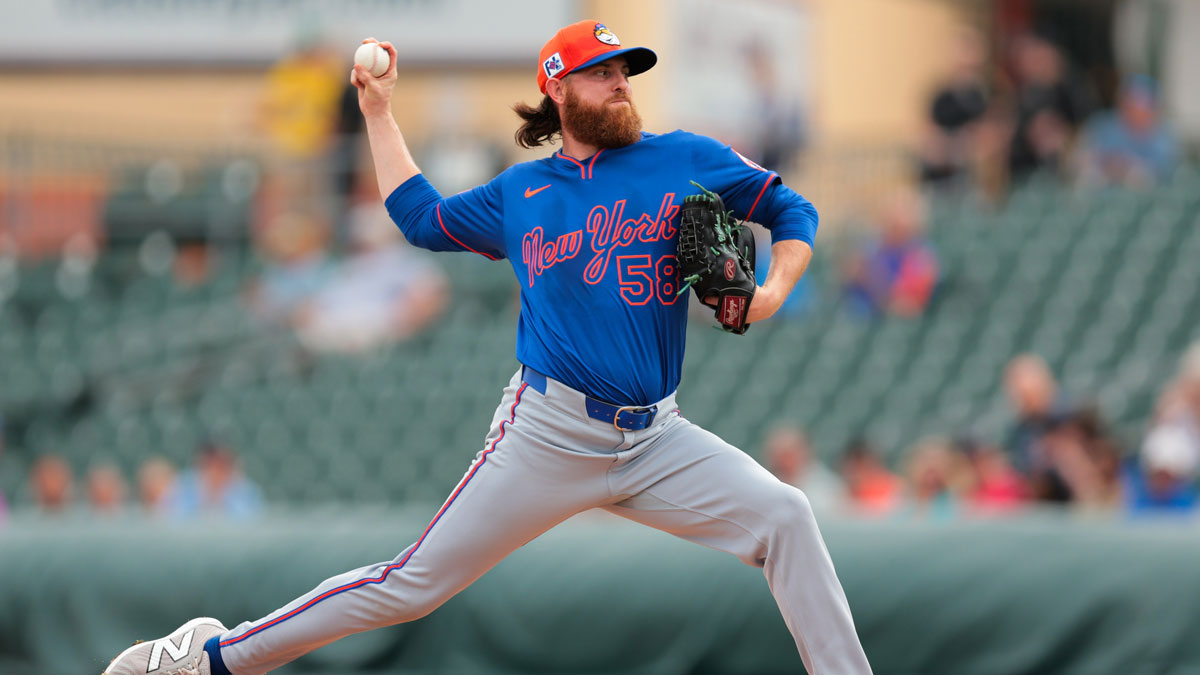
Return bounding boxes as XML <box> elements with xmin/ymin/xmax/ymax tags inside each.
<box><xmin>744</xmin><ymin>486</ymin><xmax>818</xmax><ymax>566</ymax></box>
<box><xmin>367</xmin><ymin>580</ymin><xmax>455</xmax><ymax>626</ymax></box>
<box><xmin>766</xmin><ymin>486</ymin><xmax>817</xmax><ymax>532</ymax></box>
<box><xmin>394</xmin><ymin>587</ymin><xmax>451</xmax><ymax>624</ymax></box>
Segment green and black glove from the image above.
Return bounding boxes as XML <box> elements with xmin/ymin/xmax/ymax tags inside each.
<box><xmin>676</xmin><ymin>182</ymin><xmax>757</xmax><ymax>334</ymax></box>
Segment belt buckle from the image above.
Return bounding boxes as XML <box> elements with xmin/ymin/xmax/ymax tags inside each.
<box><xmin>613</xmin><ymin>405</ymin><xmax>645</xmax><ymax>432</ymax></box>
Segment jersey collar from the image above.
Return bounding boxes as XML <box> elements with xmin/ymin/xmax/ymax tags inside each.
<box><xmin>554</xmin><ymin>149</ymin><xmax>603</xmax><ymax>180</ymax></box>
<box><xmin>552</xmin><ymin>133</ymin><xmax>654</xmax><ymax>180</ymax></box>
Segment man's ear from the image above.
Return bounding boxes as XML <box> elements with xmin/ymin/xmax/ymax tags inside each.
<box><xmin>546</xmin><ymin>78</ymin><xmax>566</xmax><ymax>105</ymax></box>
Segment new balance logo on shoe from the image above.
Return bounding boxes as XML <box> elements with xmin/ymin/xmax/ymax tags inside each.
<box><xmin>104</xmin><ymin>617</ymin><xmax>227</xmax><ymax>675</ymax></box>
<box><xmin>148</xmin><ymin>628</ymin><xmax>195</xmax><ymax>670</ymax></box>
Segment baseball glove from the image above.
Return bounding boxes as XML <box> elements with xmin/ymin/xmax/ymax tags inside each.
<box><xmin>677</xmin><ymin>181</ymin><xmax>757</xmax><ymax>334</ymax></box>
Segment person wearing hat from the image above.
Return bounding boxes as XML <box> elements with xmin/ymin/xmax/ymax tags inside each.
<box><xmin>1127</xmin><ymin>425</ymin><xmax>1199</xmax><ymax>513</ymax></box>
<box><xmin>1127</xmin><ymin>343</ymin><xmax>1200</xmax><ymax>513</ymax></box>
<box><xmin>105</xmin><ymin>21</ymin><xmax>869</xmax><ymax>675</ymax></box>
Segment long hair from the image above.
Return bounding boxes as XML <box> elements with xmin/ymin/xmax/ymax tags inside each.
<box><xmin>512</xmin><ymin>95</ymin><xmax>561</xmax><ymax>148</ymax></box>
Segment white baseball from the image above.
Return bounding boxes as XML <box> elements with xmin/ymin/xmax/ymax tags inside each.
<box><xmin>354</xmin><ymin>42</ymin><xmax>390</xmax><ymax>78</ymax></box>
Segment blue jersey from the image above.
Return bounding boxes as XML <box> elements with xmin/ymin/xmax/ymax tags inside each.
<box><xmin>387</xmin><ymin>130</ymin><xmax>817</xmax><ymax>406</ymax></box>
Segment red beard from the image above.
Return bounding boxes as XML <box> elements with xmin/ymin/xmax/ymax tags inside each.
<box><xmin>561</xmin><ymin>86</ymin><xmax>643</xmax><ymax>149</ymax></box>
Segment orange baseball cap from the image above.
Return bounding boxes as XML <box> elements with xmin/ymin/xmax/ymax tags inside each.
<box><xmin>537</xmin><ymin>20</ymin><xmax>657</xmax><ymax>94</ymax></box>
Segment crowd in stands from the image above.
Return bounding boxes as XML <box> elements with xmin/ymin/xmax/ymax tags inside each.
<box><xmin>841</xmin><ymin>25</ymin><xmax>1184</xmax><ymax>322</ymax></box>
<box><xmin>767</xmin><ymin>347</ymin><xmax>1200</xmax><ymax>519</ymax></box>
<box><xmin>918</xmin><ymin>29</ymin><xmax>1181</xmax><ymax>196</ymax></box>
<box><xmin>14</xmin><ymin>440</ymin><xmax>263</xmax><ymax>521</ymax></box>
<box><xmin>2</xmin><ymin>22</ymin><xmax>1197</xmax><ymax>525</ymax></box>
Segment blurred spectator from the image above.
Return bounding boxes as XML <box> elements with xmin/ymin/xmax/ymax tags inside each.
<box><xmin>1006</xmin><ymin>33</ymin><xmax>1091</xmax><ymax>183</ymax></box>
<box><xmin>1077</xmin><ymin>74</ymin><xmax>1180</xmax><ymax>189</ymax></box>
<box><xmin>1003</xmin><ymin>355</ymin><xmax>1128</xmax><ymax>509</ymax></box>
<box><xmin>839</xmin><ymin>438</ymin><xmax>904</xmax><ymax>516</ymax></box>
<box><xmin>919</xmin><ymin>26</ymin><xmax>991</xmax><ymax>190</ymax></box>
<box><xmin>1127</xmin><ymin>343</ymin><xmax>1200</xmax><ymax>514</ymax></box>
<box><xmin>764</xmin><ymin>425</ymin><xmax>845</xmax><ymax>513</ymax></box>
<box><xmin>29</xmin><ymin>454</ymin><xmax>74</xmax><ymax>514</ymax></box>
<box><xmin>295</xmin><ymin>205</ymin><xmax>449</xmax><ymax>353</ymax></box>
<box><xmin>168</xmin><ymin>441</ymin><xmax>264</xmax><ymax>519</ymax></box>
<box><xmin>257</xmin><ymin>32</ymin><xmax>345</xmax><ymax>228</ymax></box>
<box><xmin>1125</xmin><ymin>425</ymin><xmax>1198</xmax><ymax>514</ymax></box>
<box><xmin>903</xmin><ymin>438</ymin><xmax>970</xmax><ymax>518</ymax></box>
<box><xmin>86</xmin><ymin>463</ymin><xmax>128</xmax><ymax>515</ymax></box>
<box><xmin>137</xmin><ymin>457</ymin><xmax>178</xmax><ymax>515</ymax></box>
<box><xmin>248</xmin><ymin>214</ymin><xmax>335</xmax><ymax>325</ymax></box>
<box><xmin>1003</xmin><ymin>354</ymin><xmax>1070</xmax><ymax>474</ymax></box>
<box><xmin>1037</xmin><ymin>409</ymin><xmax>1124</xmax><ymax>510</ymax></box>
<box><xmin>840</xmin><ymin>190</ymin><xmax>939</xmax><ymax>318</ymax></box>
<box><xmin>958</xmin><ymin>438</ymin><xmax>1028</xmax><ymax>513</ymax></box>
<box><xmin>258</xmin><ymin>35</ymin><xmax>344</xmax><ymax>159</ymax></box>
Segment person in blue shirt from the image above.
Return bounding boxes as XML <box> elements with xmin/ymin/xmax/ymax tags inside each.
<box><xmin>166</xmin><ymin>441</ymin><xmax>265</xmax><ymax>520</ymax></box>
<box><xmin>1078</xmin><ymin>74</ymin><xmax>1179</xmax><ymax>188</ymax></box>
<box><xmin>104</xmin><ymin>21</ymin><xmax>871</xmax><ymax>675</ymax></box>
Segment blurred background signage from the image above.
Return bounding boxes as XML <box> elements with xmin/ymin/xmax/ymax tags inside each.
<box><xmin>0</xmin><ymin>0</ymin><xmax>579</xmax><ymax>65</ymax></box>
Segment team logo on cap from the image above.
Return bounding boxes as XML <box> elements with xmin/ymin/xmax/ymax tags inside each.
<box><xmin>594</xmin><ymin>24</ymin><xmax>620</xmax><ymax>46</ymax></box>
<box><xmin>543</xmin><ymin>52</ymin><xmax>565</xmax><ymax>78</ymax></box>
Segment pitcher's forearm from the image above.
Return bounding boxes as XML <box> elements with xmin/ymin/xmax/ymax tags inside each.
<box><xmin>364</xmin><ymin>110</ymin><xmax>421</xmax><ymax>199</ymax></box>
<box><xmin>764</xmin><ymin>239</ymin><xmax>812</xmax><ymax>295</ymax></box>
<box><xmin>746</xmin><ymin>239</ymin><xmax>811</xmax><ymax>323</ymax></box>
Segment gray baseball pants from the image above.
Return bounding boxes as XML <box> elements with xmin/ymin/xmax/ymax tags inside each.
<box><xmin>217</xmin><ymin>368</ymin><xmax>872</xmax><ymax>674</ymax></box>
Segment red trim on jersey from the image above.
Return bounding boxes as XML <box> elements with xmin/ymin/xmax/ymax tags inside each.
<box><xmin>555</xmin><ymin>151</ymin><xmax>587</xmax><ymax>180</ymax></box>
<box><xmin>219</xmin><ymin>383</ymin><xmax>530</xmax><ymax>650</ymax></box>
<box><xmin>586</xmin><ymin>149</ymin><xmax>604</xmax><ymax>179</ymax></box>
<box><xmin>745</xmin><ymin>172</ymin><xmax>777</xmax><ymax>222</ymax></box>
<box><xmin>437</xmin><ymin>203</ymin><xmax>498</xmax><ymax>260</ymax></box>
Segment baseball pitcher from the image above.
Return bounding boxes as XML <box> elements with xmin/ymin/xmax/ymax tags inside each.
<box><xmin>105</xmin><ymin>20</ymin><xmax>872</xmax><ymax>675</ymax></box>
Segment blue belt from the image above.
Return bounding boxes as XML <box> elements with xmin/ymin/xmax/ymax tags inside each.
<box><xmin>521</xmin><ymin>366</ymin><xmax>658</xmax><ymax>432</ymax></box>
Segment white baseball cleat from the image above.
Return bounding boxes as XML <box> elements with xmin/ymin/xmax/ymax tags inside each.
<box><xmin>103</xmin><ymin>617</ymin><xmax>227</xmax><ymax>675</ymax></box>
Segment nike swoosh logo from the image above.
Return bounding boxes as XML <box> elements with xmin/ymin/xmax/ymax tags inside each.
<box><xmin>524</xmin><ymin>184</ymin><xmax>551</xmax><ymax>198</ymax></box>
